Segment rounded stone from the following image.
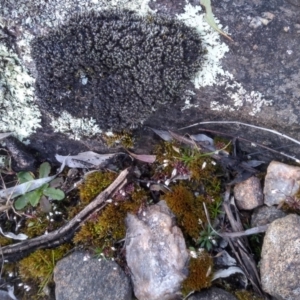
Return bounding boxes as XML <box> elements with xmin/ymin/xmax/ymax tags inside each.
<box><xmin>54</xmin><ymin>251</ymin><xmax>132</xmax><ymax>300</ymax></box>
<box><xmin>260</xmin><ymin>214</ymin><xmax>300</xmax><ymax>300</ymax></box>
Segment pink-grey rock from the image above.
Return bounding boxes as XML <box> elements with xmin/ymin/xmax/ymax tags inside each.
<box><xmin>233</xmin><ymin>176</ymin><xmax>263</xmax><ymax>210</ymax></box>
<box><xmin>125</xmin><ymin>200</ymin><xmax>189</xmax><ymax>300</ymax></box>
<box><xmin>263</xmin><ymin>161</ymin><xmax>300</xmax><ymax>206</ymax></box>
<box><xmin>260</xmin><ymin>214</ymin><xmax>300</xmax><ymax>300</ymax></box>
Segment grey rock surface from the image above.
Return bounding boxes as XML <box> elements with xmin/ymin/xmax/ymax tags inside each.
<box><xmin>260</xmin><ymin>214</ymin><xmax>300</xmax><ymax>300</ymax></box>
<box><xmin>1</xmin><ymin>0</ymin><xmax>300</xmax><ymax>164</ymax></box>
<box><xmin>125</xmin><ymin>200</ymin><xmax>189</xmax><ymax>300</ymax></box>
<box><xmin>233</xmin><ymin>176</ymin><xmax>263</xmax><ymax>210</ymax></box>
<box><xmin>263</xmin><ymin>160</ymin><xmax>300</xmax><ymax>206</ymax></box>
<box><xmin>54</xmin><ymin>251</ymin><xmax>132</xmax><ymax>300</ymax></box>
<box><xmin>187</xmin><ymin>287</ymin><xmax>238</xmax><ymax>300</ymax></box>
<box><xmin>251</xmin><ymin>205</ymin><xmax>287</xmax><ymax>227</ymax></box>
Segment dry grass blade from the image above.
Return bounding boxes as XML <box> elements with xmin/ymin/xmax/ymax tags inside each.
<box><xmin>223</xmin><ymin>188</ymin><xmax>264</xmax><ymax>296</ymax></box>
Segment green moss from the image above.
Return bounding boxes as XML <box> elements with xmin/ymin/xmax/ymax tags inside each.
<box><xmin>73</xmin><ymin>185</ymin><xmax>148</xmax><ymax>249</ymax></box>
<box><xmin>0</xmin><ymin>234</ymin><xmax>13</xmax><ymax>247</ymax></box>
<box><xmin>19</xmin><ymin>244</ymin><xmax>71</xmax><ymax>294</ymax></box>
<box><xmin>154</xmin><ymin>141</ymin><xmax>224</xmax><ymax>243</ymax></box>
<box><xmin>68</xmin><ymin>170</ymin><xmax>117</xmax><ymax>219</ymax></box>
<box><xmin>164</xmin><ymin>184</ymin><xmax>206</xmax><ymax>239</ymax></box>
<box><xmin>103</xmin><ymin>131</ymin><xmax>134</xmax><ymax>148</ymax></box>
<box><xmin>182</xmin><ymin>250</ymin><xmax>213</xmax><ymax>295</ymax></box>
<box><xmin>79</xmin><ymin>171</ymin><xmax>118</xmax><ymax>204</ymax></box>
<box><xmin>234</xmin><ymin>290</ymin><xmax>264</xmax><ymax>300</ymax></box>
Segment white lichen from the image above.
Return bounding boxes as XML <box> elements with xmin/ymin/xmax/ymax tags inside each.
<box><xmin>177</xmin><ymin>2</ymin><xmax>230</xmax><ymax>88</ymax></box>
<box><xmin>0</xmin><ymin>43</ymin><xmax>41</xmax><ymax>141</ymax></box>
<box><xmin>177</xmin><ymin>0</ymin><xmax>272</xmax><ymax>115</ymax></box>
<box><xmin>50</xmin><ymin>111</ymin><xmax>102</xmax><ymax>140</ymax></box>
<box><xmin>211</xmin><ymin>79</ymin><xmax>273</xmax><ymax>115</ymax></box>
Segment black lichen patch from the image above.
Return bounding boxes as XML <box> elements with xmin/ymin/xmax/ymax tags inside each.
<box><xmin>31</xmin><ymin>10</ymin><xmax>203</xmax><ymax>130</ymax></box>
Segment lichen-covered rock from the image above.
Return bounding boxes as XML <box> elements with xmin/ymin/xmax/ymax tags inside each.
<box><xmin>125</xmin><ymin>200</ymin><xmax>189</xmax><ymax>300</ymax></box>
<box><xmin>260</xmin><ymin>214</ymin><xmax>300</xmax><ymax>300</ymax></box>
<box><xmin>31</xmin><ymin>10</ymin><xmax>203</xmax><ymax>131</ymax></box>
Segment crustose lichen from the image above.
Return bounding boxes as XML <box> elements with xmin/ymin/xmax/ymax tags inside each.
<box><xmin>31</xmin><ymin>10</ymin><xmax>204</xmax><ymax>131</ymax></box>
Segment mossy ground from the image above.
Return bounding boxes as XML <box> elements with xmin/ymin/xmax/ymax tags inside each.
<box><xmin>18</xmin><ymin>244</ymin><xmax>72</xmax><ymax>299</ymax></box>
<box><xmin>0</xmin><ymin>138</ymin><xmax>263</xmax><ymax>299</ymax></box>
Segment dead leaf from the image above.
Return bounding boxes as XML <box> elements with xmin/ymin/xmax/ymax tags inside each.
<box><xmin>127</xmin><ymin>151</ymin><xmax>156</xmax><ymax>163</ymax></box>
<box><xmin>150</xmin><ymin>128</ymin><xmax>173</xmax><ymax>141</ymax></box>
<box><xmin>55</xmin><ymin>151</ymin><xmax>115</xmax><ymax>168</ymax></box>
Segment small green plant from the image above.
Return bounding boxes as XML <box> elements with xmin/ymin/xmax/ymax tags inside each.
<box><xmin>178</xmin><ymin>147</ymin><xmax>203</xmax><ymax>166</ymax></box>
<box><xmin>209</xmin><ymin>200</ymin><xmax>223</xmax><ymax>220</ymax></box>
<box><xmin>197</xmin><ymin>225</ymin><xmax>217</xmax><ymax>251</ymax></box>
<box><xmin>15</xmin><ymin>162</ymin><xmax>65</xmax><ymax>210</ymax></box>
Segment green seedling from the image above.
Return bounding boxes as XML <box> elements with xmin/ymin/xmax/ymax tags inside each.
<box><xmin>197</xmin><ymin>225</ymin><xmax>217</xmax><ymax>252</ymax></box>
<box><xmin>15</xmin><ymin>162</ymin><xmax>65</xmax><ymax>210</ymax></box>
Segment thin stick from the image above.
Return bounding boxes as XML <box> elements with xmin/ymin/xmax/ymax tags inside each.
<box><xmin>179</xmin><ymin>120</ymin><xmax>300</xmax><ymax>148</ymax></box>
<box><xmin>181</xmin><ymin>126</ymin><xmax>300</xmax><ymax>163</ymax></box>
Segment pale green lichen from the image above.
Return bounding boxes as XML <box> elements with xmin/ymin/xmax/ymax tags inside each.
<box><xmin>177</xmin><ymin>0</ymin><xmax>273</xmax><ymax>115</ymax></box>
<box><xmin>0</xmin><ymin>43</ymin><xmax>41</xmax><ymax>142</ymax></box>
<box><xmin>50</xmin><ymin>111</ymin><xmax>102</xmax><ymax>140</ymax></box>
<box><xmin>177</xmin><ymin>1</ymin><xmax>230</xmax><ymax>88</ymax></box>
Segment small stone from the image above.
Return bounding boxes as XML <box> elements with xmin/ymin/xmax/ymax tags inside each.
<box><xmin>234</xmin><ymin>176</ymin><xmax>263</xmax><ymax>210</ymax></box>
<box><xmin>261</xmin><ymin>214</ymin><xmax>300</xmax><ymax>300</ymax></box>
<box><xmin>54</xmin><ymin>251</ymin><xmax>132</xmax><ymax>300</ymax></box>
<box><xmin>125</xmin><ymin>200</ymin><xmax>189</xmax><ymax>300</ymax></box>
<box><xmin>263</xmin><ymin>161</ymin><xmax>300</xmax><ymax>206</ymax></box>
<box><xmin>251</xmin><ymin>205</ymin><xmax>287</xmax><ymax>227</ymax></box>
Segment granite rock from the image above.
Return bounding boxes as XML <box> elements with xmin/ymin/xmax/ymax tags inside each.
<box><xmin>54</xmin><ymin>251</ymin><xmax>132</xmax><ymax>300</ymax></box>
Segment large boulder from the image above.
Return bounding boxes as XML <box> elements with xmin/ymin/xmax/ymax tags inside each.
<box><xmin>1</xmin><ymin>0</ymin><xmax>300</xmax><ymax>163</ymax></box>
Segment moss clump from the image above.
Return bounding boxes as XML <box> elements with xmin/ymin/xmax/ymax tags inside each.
<box><xmin>68</xmin><ymin>170</ymin><xmax>117</xmax><ymax>219</ymax></box>
<box><xmin>182</xmin><ymin>250</ymin><xmax>213</xmax><ymax>295</ymax></box>
<box><xmin>155</xmin><ymin>141</ymin><xmax>224</xmax><ymax>241</ymax></box>
<box><xmin>234</xmin><ymin>290</ymin><xmax>264</xmax><ymax>300</ymax></box>
<box><xmin>73</xmin><ymin>185</ymin><xmax>148</xmax><ymax>249</ymax></box>
<box><xmin>103</xmin><ymin>131</ymin><xmax>134</xmax><ymax>148</ymax></box>
<box><xmin>0</xmin><ymin>235</ymin><xmax>12</xmax><ymax>247</ymax></box>
<box><xmin>23</xmin><ymin>216</ymin><xmax>49</xmax><ymax>239</ymax></box>
<box><xmin>79</xmin><ymin>171</ymin><xmax>118</xmax><ymax>204</ymax></box>
<box><xmin>19</xmin><ymin>244</ymin><xmax>71</xmax><ymax>293</ymax></box>
<box><xmin>164</xmin><ymin>184</ymin><xmax>206</xmax><ymax>239</ymax></box>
